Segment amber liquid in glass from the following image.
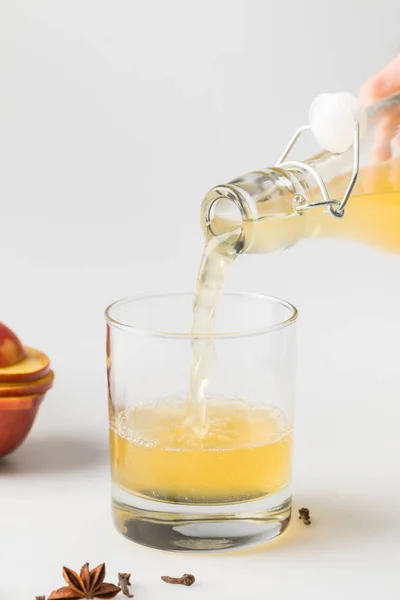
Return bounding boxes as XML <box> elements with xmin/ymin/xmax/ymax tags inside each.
<box><xmin>110</xmin><ymin>397</ymin><xmax>292</xmax><ymax>504</ymax></box>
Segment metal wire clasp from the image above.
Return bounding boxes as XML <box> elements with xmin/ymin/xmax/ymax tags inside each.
<box><xmin>276</xmin><ymin>122</ymin><xmax>360</xmax><ymax>218</ymax></box>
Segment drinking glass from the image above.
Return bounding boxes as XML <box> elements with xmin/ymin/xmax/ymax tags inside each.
<box><xmin>105</xmin><ymin>291</ymin><xmax>297</xmax><ymax>552</ymax></box>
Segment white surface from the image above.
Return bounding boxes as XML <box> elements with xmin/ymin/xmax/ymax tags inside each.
<box><xmin>1</xmin><ymin>1</ymin><xmax>400</xmax><ymax>598</ymax></box>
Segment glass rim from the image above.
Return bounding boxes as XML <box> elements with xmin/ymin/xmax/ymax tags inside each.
<box><xmin>104</xmin><ymin>291</ymin><xmax>298</xmax><ymax>340</ymax></box>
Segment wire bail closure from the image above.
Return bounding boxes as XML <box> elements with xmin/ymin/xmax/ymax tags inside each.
<box><xmin>276</xmin><ymin>121</ymin><xmax>360</xmax><ymax>219</ymax></box>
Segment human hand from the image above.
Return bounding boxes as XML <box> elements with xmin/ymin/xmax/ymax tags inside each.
<box><xmin>359</xmin><ymin>55</ymin><xmax>400</xmax><ymax>161</ymax></box>
<box><xmin>360</xmin><ymin>55</ymin><xmax>400</xmax><ymax>106</ymax></box>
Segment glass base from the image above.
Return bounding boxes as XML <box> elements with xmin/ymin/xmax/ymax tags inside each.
<box><xmin>112</xmin><ymin>484</ymin><xmax>291</xmax><ymax>552</ymax></box>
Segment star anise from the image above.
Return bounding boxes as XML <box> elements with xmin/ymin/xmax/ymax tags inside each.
<box><xmin>48</xmin><ymin>563</ymin><xmax>121</xmax><ymax>599</ymax></box>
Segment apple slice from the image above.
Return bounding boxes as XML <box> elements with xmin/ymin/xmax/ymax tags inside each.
<box><xmin>0</xmin><ymin>370</ymin><xmax>54</xmax><ymax>397</ymax></box>
<box><xmin>0</xmin><ymin>323</ymin><xmax>26</xmax><ymax>367</ymax></box>
<box><xmin>0</xmin><ymin>347</ymin><xmax>50</xmax><ymax>383</ymax></box>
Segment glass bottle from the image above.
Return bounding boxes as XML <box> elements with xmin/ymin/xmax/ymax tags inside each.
<box><xmin>201</xmin><ymin>92</ymin><xmax>400</xmax><ymax>255</ymax></box>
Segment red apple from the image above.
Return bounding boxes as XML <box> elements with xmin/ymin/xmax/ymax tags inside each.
<box><xmin>0</xmin><ymin>393</ymin><xmax>44</xmax><ymax>457</ymax></box>
<box><xmin>0</xmin><ymin>323</ymin><xmax>26</xmax><ymax>368</ymax></box>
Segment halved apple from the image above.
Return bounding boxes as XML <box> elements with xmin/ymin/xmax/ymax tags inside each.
<box><xmin>0</xmin><ymin>323</ymin><xmax>26</xmax><ymax>368</ymax></box>
<box><xmin>0</xmin><ymin>347</ymin><xmax>50</xmax><ymax>383</ymax></box>
<box><xmin>0</xmin><ymin>370</ymin><xmax>54</xmax><ymax>397</ymax></box>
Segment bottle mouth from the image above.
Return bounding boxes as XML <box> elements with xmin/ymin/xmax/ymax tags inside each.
<box><xmin>201</xmin><ymin>185</ymin><xmax>250</xmax><ymax>252</ymax></box>
<box><xmin>207</xmin><ymin>196</ymin><xmax>244</xmax><ymax>237</ymax></box>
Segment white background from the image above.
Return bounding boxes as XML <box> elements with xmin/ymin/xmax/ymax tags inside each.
<box><xmin>1</xmin><ymin>1</ymin><xmax>400</xmax><ymax>598</ymax></box>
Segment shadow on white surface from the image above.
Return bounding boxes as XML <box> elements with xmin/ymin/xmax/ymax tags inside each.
<box><xmin>235</xmin><ymin>493</ymin><xmax>395</xmax><ymax>558</ymax></box>
<box><xmin>0</xmin><ymin>434</ymin><xmax>107</xmax><ymax>475</ymax></box>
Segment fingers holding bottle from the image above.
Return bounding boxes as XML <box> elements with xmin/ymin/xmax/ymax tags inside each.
<box><xmin>360</xmin><ymin>56</ymin><xmax>400</xmax><ymax>162</ymax></box>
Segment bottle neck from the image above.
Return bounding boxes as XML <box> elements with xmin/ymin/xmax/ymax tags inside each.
<box><xmin>201</xmin><ymin>92</ymin><xmax>400</xmax><ymax>254</ymax></box>
<box><xmin>201</xmin><ymin>168</ymin><xmax>306</xmax><ymax>254</ymax></box>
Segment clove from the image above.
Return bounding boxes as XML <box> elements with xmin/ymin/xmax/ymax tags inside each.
<box><xmin>298</xmin><ymin>507</ymin><xmax>311</xmax><ymax>525</ymax></box>
<box><xmin>118</xmin><ymin>573</ymin><xmax>134</xmax><ymax>598</ymax></box>
<box><xmin>161</xmin><ymin>574</ymin><xmax>195</xmax><ymax>586</ymax></box>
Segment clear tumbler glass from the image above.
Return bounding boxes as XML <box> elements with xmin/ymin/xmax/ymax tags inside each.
<box><xmin>105</xmin><ymin>291</ymin><xmax>297</xmax><ymax>552</ymax></box>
